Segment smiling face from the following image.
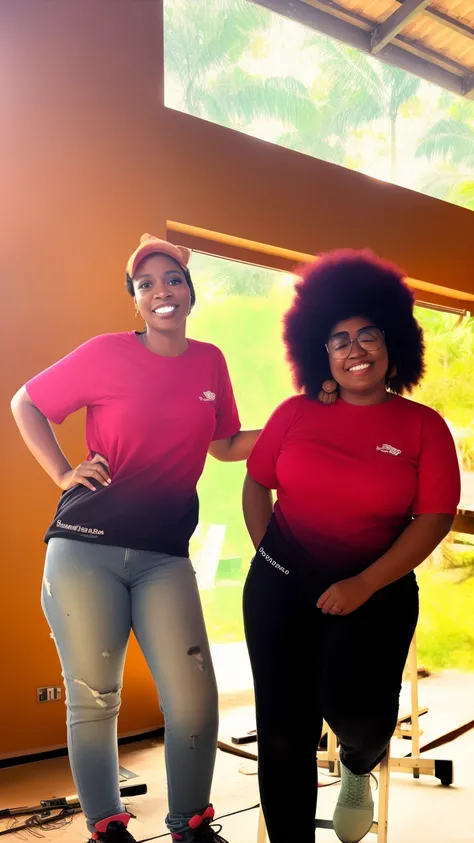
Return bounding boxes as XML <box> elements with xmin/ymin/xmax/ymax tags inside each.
<box><xmin>327</xmin><ymin>316</ymin><xmax>390</xmax><ymax>404</ymax></box>
<box><xmin>133</xmin><ymin>253</ymin><xmax>191</xmax><ymax>335</ymax></box>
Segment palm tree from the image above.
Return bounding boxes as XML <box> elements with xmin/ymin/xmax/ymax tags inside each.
<box><xmin>165</xmin><ymin>0</ymin><xmax>319</xmax><ymax>135</ymax></box>
<box><xmin>302</xmin><ymin>35</ymin><xmax>421</xmax><ymax>183</ymax></box>
<box><xmin>415</xmin><ymin>99</ymin><xmax>474</xmax><ymax>209</ymax></box>
<box><xmin>165</xmin><ymin>0</ymin><xmax>348</xmax><ymax>167</ymax></box>
<box><xmin>277</xmin><ymin>97</ymin><xmax>347</xmax><ymax>166</ymax></box>
<box><xmin>164</xmin><ymin>0</ymin><xmax>268</xmax><ymax>116</ymax></box>
<box><xmin>190</xmin><ymin>252</ymin><xmax>281</xmax><ymax>297</ymax></box>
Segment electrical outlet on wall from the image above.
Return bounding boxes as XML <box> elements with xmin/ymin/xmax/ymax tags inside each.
<box><xmin>37</xmin><ymin>686</ymin><xmax>62</xmax><ymax>703</ymax></box>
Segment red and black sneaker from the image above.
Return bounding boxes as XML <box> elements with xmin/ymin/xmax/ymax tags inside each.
<box><xmin>171</xmin><ymin>805</ymin><xmax>229</xmax><ymax>842</ymax></box>
<box><xmin>90</xmin><ymin>814</ymin><xmax>136</xmax><ymax>843</ymax></box>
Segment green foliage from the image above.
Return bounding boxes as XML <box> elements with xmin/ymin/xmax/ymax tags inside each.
<box><xmin>290</xmin><ymin>35</ymin><xmax>421</xmax><ymax>180</ymax></box>
<box><xmin>416</xmin><ymin>117</ymin><xmax>474</xmax><ymax>166</ymax></box>
<box><xmin>413</xmin><ymin>309</ymin><xmax>474</xmax><ymax>446</ymax></box>
<box><xmin>190</xmin><ymin>252</ymin><xmax>281</xmax><ymax>297</ymax></box>
<box><xmin>417</xmin><ymin>568</ymin><xmax>474</xmax><ymax>671</ymax></box>
<box><xmin>442</xmin><ymin>543</ymin><xmax>474</xmax><ymax>576</ymax></box>
<box><xmin>304</xmin><ymin>36</ymin><xmax>420</xmax><ymax>126</ymax></box>
<box><xmin>164</xmin><ymin>0</ymin><xmax>269</xmax><ymax>114</ymax></box>
<box><xmin>165</xmin><ymin>0</ymin><xmax>324</xmax><ymax>141</ymax></box>
<box><xmin>416</xmin><ymin>101</ymin><xmax>474</xmax><ymax>208</ymax></box>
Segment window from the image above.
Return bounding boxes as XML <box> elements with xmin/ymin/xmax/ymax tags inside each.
<box><xmin>188</xmin><ymin>254</ymin><xmax>290</xmax><ymax>688</ymax></box>
<box><xmin>165</xmin><ymin>0</ymin><xmax>474</xmax><ymax>212</ymax></box>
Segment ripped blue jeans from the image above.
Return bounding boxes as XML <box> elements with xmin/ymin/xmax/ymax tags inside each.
<box><xmin>42</xmin><ymin>538</ymin><xmax>218</xmax><ymax>833</ymax></box>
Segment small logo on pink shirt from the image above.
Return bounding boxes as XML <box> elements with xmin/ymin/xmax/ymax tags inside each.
<box><xmin>199</xmin><ymin>391</ymin><xmax>216</xmax><ymax>402</ymax></box>
<box><xmin>376</xmin><ymin>443</ymin><xmax>402</xmax><ymax>456</ymax></box>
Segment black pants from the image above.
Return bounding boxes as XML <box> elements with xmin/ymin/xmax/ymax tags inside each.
<box><xmin>243</xmin><ymin>519</ymin><xmax>418</xmax><ymax>843</ymax></box>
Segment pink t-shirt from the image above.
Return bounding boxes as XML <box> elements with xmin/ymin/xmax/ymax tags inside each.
<box><xmin>248</xmin><ymin>394</ymin><xmax>460</xmax><ymax>571</ymax></box>
<box><xmin>26</xmin><ymin>332</ymin><xmax>241</xmax><ymax>556</ymax></box>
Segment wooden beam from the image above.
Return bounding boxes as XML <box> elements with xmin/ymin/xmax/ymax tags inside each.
<box><xmin>395</xmin><ymin>31</ymin><xmax>468</xmax><ymax>76</ymax></box>
<box><xmin>462</xmin><ymin>72</ymin><xmax>474</xmax><ymax>96</ymax></box>
<box><xmin>403</xmin><ymin>2</ymin><xmax>474</xmax><ymax>42</ymax></box>
<box><xmin>303</xmin><ymin>0</ymin><xmax>469</xmax><ymax>76</ymax></box>
<box><xmin>371</xmin><ymin>0</ymin><xmax>431</xmax><ymax>55</ymax></box>
<box><xmin>256</xmin><ymin>0</ymin><xmax>369</xmax><ymax>51</ymax></box>
<box><xmin>308</xmin><ymin>0</ymin><xmax>474</xmax><ymax>45</ymax></box>
<box><xmin>168</xmin><ymin>219</ymin><xmax>474</xmax><ymax>310</ymax></box>
<box><xmin>256</xmin><ymin>1</ymin><xmax>474</xmax><ymax>99</ymax></box>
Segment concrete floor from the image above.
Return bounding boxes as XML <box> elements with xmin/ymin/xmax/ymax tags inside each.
<box><xmin>1</xmin><ymin>671</ymin><xmax>473</xmax><ymax>843</ymax></box>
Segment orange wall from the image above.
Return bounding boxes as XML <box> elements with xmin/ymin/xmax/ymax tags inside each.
<box><xmin>0</xmin><ymin>0</ymin><xmax>168</xmax><ymax>758</ymax></box>
<box><xmin>2</xmin><ymin>0</ymin><xmax>474</xmax><ymax>757</ymax></box>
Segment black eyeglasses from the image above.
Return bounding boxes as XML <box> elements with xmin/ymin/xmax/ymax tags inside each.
<box><xmin>326</xmin><ymin>326</ymin><xmax>385</xmax><ymax>359</ymax></box>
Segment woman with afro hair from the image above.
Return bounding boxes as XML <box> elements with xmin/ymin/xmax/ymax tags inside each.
<box><xmin>242</xmin><ymin>249</ymin><xmax>460</xmax><ymax>843</ymax></box>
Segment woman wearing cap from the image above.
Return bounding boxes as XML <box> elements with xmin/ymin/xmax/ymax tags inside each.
<box><xmin>11</xmin><ymin>235</ymin><xmax>258</xmax><ymax>843</ymax></box>
<box><xmin>242</xmin><ymin>250</ymin><xmax>460</xmax><ymax>843</ymax></box>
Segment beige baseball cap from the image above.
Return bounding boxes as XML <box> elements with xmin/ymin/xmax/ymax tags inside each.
<box><xmin>126</xmin><ymin>233</ymin><xmax>191</xmax><ymax>278</ymax></box>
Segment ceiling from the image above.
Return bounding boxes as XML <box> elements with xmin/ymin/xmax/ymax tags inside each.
<box><xmin>253</xmin><ymin>0</ymin><xmax>474</xmax><ymax>99</ymax></box>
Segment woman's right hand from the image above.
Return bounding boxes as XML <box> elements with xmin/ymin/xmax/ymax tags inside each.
<box><xmin>242</xmin><ymin>472</ymin><xmax>273</xmax><ymax>550</ymax></box>
<box><xmin>58</xmin><ymin>453</ymin><xmax>111</xmax><ymax>492</ymax></box>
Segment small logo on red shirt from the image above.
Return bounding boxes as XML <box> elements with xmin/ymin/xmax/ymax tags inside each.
<box><xmin>199</xmin><ymin>391</ymin><xmax>216</xmax><ymax>402</ymax></box>
<box><xmin>376</xmin><ymin>443</ymin><xmax>401</xmax><ymax>456</ymax></box>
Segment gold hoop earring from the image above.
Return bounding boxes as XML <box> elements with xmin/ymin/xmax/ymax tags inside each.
<box><xmin>134</xmin><ymin>301</ymin><xmax>140</xmax><ymax>318</ymax></box>
<box><xmin>318</xmin><ymin>379</ymin><xmax>338</xmax><ymax>405</ymax></box>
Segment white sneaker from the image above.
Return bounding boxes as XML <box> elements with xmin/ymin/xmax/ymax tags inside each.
<box><xmin>333</xmin><ymin>762</ymin><xmax>374</xmax><ymax>843</ymax></box>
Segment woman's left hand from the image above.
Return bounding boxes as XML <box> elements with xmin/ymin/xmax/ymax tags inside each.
<box><xmin>317</xmin><ymin>575</ymin><xmax>374</xmax><ymax>616</ymax></box>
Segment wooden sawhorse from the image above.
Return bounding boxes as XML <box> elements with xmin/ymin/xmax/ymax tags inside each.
<box><xmin>317</xmin><ymin>634</ymin><xmax>453</xmax><ymax>787</ymax></box>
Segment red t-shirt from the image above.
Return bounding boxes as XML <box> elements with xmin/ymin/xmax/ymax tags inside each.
<box><xmin>26</xmin><ymin>332</ymin><xmax>241</xmax><ymax>556</ymax></box>
<box><xmin>247</xmin><ymin>394</ymin><xmax>460</xmax><ymax>570</ymax></box>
